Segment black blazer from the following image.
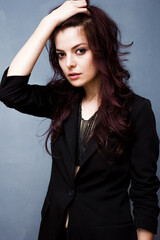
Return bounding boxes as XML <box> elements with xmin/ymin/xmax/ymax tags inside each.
<box><xmin>0</xmin><ymin>69</ymin><xmax>159</xmax><ymax>240</ymax></box>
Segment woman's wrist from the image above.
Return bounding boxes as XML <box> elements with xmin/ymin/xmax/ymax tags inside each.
<box><xmin>42</xmin><ymin>12</ymin><xmax>60</xmax><ymax>29</ymax></box>
<box><xmin>40</xmin><ymin>15</ymin><xmax>58</xmax><ymax>36</ymax></box>
<box><xmin>137</xmin><ymin>228</ymin><xmax>154</xmax><ymax>240</ymax></box>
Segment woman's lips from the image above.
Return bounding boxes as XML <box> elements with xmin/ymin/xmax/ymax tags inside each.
<box><xmin>68</xmin><ymin>73</ymin><xmax>81</xmax><ymax>80</ymax></box>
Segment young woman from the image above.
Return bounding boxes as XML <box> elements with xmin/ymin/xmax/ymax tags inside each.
<box><xmin>0</xmin><ymin>1</ymin><xmax>159</xmax><ymax>240</ymax></box>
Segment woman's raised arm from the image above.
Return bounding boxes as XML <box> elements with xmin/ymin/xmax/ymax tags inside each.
<box><xmin>7</xmin><ymin>0</ymin><xmax>89</xmax><ymax>77</ymax></box>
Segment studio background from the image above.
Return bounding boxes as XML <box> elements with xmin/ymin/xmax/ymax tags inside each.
<box><xmin>0</xmin><ymin>0</ymin><xmax>160</xmax><ymax>239</ymax></box>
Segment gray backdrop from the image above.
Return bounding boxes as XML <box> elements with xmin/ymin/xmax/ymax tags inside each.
<box><xmin>0</xmin><ymin>0</ymin><xmax>160</xmax><ymax>239</ymax></box>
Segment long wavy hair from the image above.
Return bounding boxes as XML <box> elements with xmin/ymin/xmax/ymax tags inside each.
<box><xmin>45</xmin><ymin>2</ymin><xmax>134</xmax><ymax>159</ymax></box>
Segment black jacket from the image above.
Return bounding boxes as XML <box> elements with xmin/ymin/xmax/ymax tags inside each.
<box><xmin>0</xmin><ymin>68</ymin><xmax>159</xmax><ymax>240</ymax></box>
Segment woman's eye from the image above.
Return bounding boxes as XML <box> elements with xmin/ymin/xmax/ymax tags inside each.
<box><xmin>57</xmin><ymin>53</ymin><xmax>65</xmax><ymax>59</ymax></box>
<box><xmin>76</xmin><ymin>48</ymin><xmax>86</xmax><ymax>55</ymax></box>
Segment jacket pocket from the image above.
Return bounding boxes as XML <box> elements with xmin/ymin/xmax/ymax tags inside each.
<box><xmin>41</xmin><ymin>197</ymin><xmax>51</xmax><ymax>218</ymax></box>
<box><xmin>96</xmin><ymin>222</ymin><xmax>137</xmax><ymax>240</ymax></box>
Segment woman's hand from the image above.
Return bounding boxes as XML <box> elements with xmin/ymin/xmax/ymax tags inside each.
<box><xmin>7</xmin><ymin>0</ymin><xmax>90</xmax><ymax>77</ymax></box>
<box><xmin>47</xmin><ymin>0</ymin><xmax>90</xmax><ymax>27</ymax></box>
<box><xmin>137</xmin><ymin>228</ymin><xmax>154</xmax><ymax>240</ymax></box>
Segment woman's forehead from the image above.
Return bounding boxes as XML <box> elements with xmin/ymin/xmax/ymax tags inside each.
<box><xmin>55</xmin><ymin>26</ymin><xmax>88</xmax><ymax>50</ymax></box>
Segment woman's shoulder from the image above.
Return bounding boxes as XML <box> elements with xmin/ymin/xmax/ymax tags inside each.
<box><xmin>132</xmin><ymin>92</ymin><xmax>151</xmax><ymax>105</ymax></box>
<box><xmin>132</xmin><ymin>92</ymin><xmax>151</xmax><ymax>111</ymax></box>
<box><xmin>131</xmin><ymin>92</ymin><xmax>155</xmax><ymax>123</ymax></box>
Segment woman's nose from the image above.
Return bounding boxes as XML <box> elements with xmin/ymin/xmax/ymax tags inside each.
<box><xmin>66</xmin><ymin>55</ymin><xmax>76</xmax><ymax>68</ymax></box>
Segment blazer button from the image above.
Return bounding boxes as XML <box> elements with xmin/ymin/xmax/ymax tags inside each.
<box><xmin>69</xmin><ymin>190</ymin><xmax>75</xmax><ymax>197</ymax></box>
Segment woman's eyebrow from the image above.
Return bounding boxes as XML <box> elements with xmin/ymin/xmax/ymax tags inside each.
<box><xmin>56</xmin><ymin>43</ymin><xmax>88</xmax><ymax>52</ymax></box>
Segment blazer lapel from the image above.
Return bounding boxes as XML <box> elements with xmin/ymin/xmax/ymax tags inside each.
<box><xmin>63</xmin><ymin>100</ymin><xmax>80</xmax><ymax>184</ymax></box>
<box><xmin>80</xmin><ymin>135</ymin><xmax>98</xmax><ymax>167</ymax></box>
<box><xmin>80</xmin><ymin>137</ymin><xmax>114</xmax><ymax>170</ymax></box>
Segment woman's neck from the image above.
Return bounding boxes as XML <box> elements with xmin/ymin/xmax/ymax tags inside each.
<box><xmin>83</xmin><ymin>78</ymin><xmax>100</xmax><ymax>102</ymax></box>
<box><xmin>81</xmin><ymin>87</ymin><xmax>101</xmax><ymax>120</ymax></box>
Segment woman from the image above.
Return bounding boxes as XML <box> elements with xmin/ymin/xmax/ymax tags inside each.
<box><xmin>0</xmin><ymin>0</ymin><xmax>159</xmax><ymax>240</ymax></box>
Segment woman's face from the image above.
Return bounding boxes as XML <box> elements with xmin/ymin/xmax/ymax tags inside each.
<box><xmin>55</xmin><ymin>26</ymin><xmax>100</xmax><ymax>89</ymax></box>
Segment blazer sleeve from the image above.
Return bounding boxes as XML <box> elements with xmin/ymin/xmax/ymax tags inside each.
<box><xmin>129</xmin><ymin>96</ymin><xmax>160</xmax><ymax>234</ymax></box>
<box><xmin>0</xmin><ymin>68</ymin><xmax>55</xmax><ymax>118</ymax></box>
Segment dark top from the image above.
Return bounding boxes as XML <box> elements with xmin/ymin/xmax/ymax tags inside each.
<box><xmin>76</xmin><ymin>103</ymin><xmax>98</xmax><ymax>166</ymax></box>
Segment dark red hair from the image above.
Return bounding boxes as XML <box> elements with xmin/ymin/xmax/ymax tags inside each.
<box><xmin>45</xmin><ymin>4</ymin><xmax>134</xmax><ymax>159</ymax></box>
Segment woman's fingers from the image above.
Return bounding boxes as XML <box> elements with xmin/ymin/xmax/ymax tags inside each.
<box><xmin>64</xmin><ymin>0</ymin><xmax>88</xmax><ymax>12</ymax></box>
<box><xmin>49</xmin><ymin>0</ymin><xmax>90</xmax><ymax>26</ymax></box>
<box><xmin>68</xmin><ymin>0</ymin><xmax>87</xmax><ymax>7</ymax></box>
<box><xmin>70</xmin><ymin>0</ymin><xmax>90</xmax><ymax>14</ymax></box>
